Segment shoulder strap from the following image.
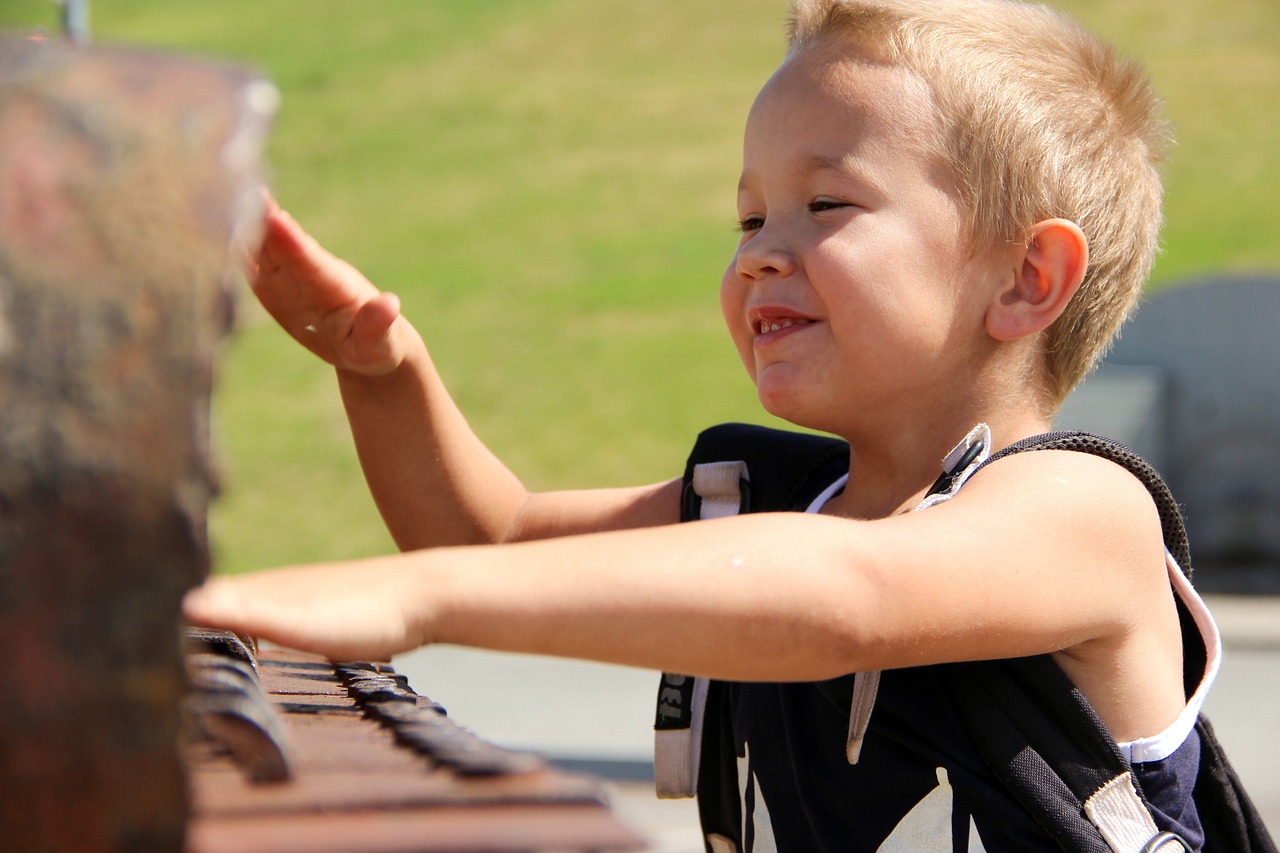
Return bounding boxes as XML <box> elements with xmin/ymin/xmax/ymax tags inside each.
<box><xmin>656</xmin><ymin>424</ymin><xmax>848</xmax><ymax>807</ymax></box>
<box><xmin>951</xmin><ymin>431</ymin><xmax>1180</xmax><ymax>850</ymax></box>
<box><xmin>676</xmin><ymin>425</ymin><xmax>850</xmax><ymax>851</ymax></box>
<box><xmin>942</xmin><ymin>656</ymin><xmax>1133</xmax><ymax>853</ymax></box>
<box><xmin>958</xmin><ymin>431</ymin><xmax>1276</xmax><ymax>853</ymax></box>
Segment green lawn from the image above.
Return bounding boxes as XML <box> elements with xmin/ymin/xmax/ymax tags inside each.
<box><xmin>6</xmin><ymin>1</ymin><xmax>1277</xmax><ymax>572</ymax></box>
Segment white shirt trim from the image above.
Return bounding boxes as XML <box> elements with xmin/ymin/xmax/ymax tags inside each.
<box><xmin>1117</xmin><ymin>552</ymin><xmax>1221</xmax><ymax>764</ymax></box>
<box><xmin>805</xmin><ymin>474</ymin><xmax>848</xmax><ymax>514</ymax></box>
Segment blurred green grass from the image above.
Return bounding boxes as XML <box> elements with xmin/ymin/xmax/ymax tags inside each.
<box><xmin>5</xmin><ymin>1</ymin><xmax>1276</xmax><ymax>572</ymax></box>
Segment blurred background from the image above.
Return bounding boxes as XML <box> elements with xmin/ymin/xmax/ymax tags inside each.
<box><xmin>2</xmin><ymin>0</ymin><xmax>1273</xmax><ymax>575</ymax></box>
<box><xmin>3</xmin><ymin>1</ymin><xmax>1276</xmax><ymax>847</ymax></box>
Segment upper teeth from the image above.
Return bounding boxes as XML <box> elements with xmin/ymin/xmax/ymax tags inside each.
<box><xmin>760</xmin><ymin>319</ymin><xmax>802</xmax><ymax>333</ymax></box>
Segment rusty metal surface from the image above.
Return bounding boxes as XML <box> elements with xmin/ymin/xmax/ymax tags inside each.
<box><xmin>0</xmin><ymin>31</ymin><xmax>273</xmax><ymax>852</ymax></box>
<box><xmin>187</xmin><ymin>643</ymin><xmax>645</xmax><ymax>852</ymax></box>
<box><xmin>0</xmin><ymin>28</ymin><xmax>640</xmax><ymax>853</ymax></box>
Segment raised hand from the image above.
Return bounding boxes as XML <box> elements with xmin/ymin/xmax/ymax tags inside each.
<box><xmin>249</xmin><ymin>194</ymin><xmax>415</xmax><ymax>376</ymax></box>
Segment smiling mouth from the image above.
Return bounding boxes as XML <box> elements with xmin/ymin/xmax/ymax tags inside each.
<box><xmin>756</xmin><ymin>318</ymin><xmax>814</xmax><ymax>335</ymax></box>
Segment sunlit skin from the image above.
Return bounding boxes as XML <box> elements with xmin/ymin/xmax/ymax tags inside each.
<box><xmin>184</xmin><ymin>40</ymin><xmax>1188</xmax><ymax>746</ymax></box>
<box><xmin>725</xmin><ymin>45</ymin><xmax>981</xmax><ymax>434</ymax></box>
<box><xmin>722</xmin><ymin>44</ymin><xmax>1018</xmax><ymax>518</ymax></box>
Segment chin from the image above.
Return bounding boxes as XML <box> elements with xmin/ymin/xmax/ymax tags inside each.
<box><xmin>757</xmin><ymin>385</ymin><xmax>816</xmax><ymax>428</ymax></box>
<box><xmin>759</xmin><ymin>385</ymin><xmax>859</xmax><ymax>439</ymax></box>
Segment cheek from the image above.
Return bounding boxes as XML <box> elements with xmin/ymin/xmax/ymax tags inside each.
<box><xmin>720</xmin><ymin>263</ymin><xmax>758</xmax><ymax>380</ymax></box>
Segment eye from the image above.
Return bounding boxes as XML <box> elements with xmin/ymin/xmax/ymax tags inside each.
<box><xmin>808</xmin><ymin>197</ymin><xmax>850</xmax><ymax>214</ymax></box>
<box><xmin>736</xmin><ymin>215</ymin><xmax>765</xmax><ymax>234</ymax></box>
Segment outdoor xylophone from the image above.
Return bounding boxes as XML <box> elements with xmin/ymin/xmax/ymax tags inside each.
<box><xmin>183</xmin><ymin>629</ymin><xmax>643</xmax><ymax>852</ymax></box>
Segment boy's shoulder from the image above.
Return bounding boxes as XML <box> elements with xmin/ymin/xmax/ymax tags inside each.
<box><xmin>973</xmin><ymin>431</ymin><xmax>1190</xmax><ymax>570</ymax></box>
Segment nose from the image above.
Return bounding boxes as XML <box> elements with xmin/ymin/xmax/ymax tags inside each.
<box><xmin>733</xmin><ymin>224</ymin><xmax>797</xmax><ymax>283</ymax></box>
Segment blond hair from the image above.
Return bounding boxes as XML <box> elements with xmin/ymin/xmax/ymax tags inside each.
<box><xmin>787</xmin><ymin>0</ymin><xmax>1172</xmax><ymax>404</ymax></box>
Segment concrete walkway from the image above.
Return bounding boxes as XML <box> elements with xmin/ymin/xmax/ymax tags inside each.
<box><xmin>393</xmin><ymin>593</ymin><xmax>1280</xmax><ymax>849</ymax></box>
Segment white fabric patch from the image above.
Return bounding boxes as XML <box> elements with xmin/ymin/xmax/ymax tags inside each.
<box><xmin>654</xmin><ymin>674</ymin><xmax>705</xmax><ymax>800</ymax></box>
<box><xmin>655</xmin><ymin>461</ymin><xmax>749</xmax><ymax>798</ymax></box>
<box><xmin>1083</xmin><ymin>773</ymin><xmax>1163</xmax><ymax>852</ymax></box>
<box><xmin>693</xmin><ymin>461</ymin><xmax>749</xmax><ymax>519</ymax></box>
<box><xmin>738</xmin><ymin>745</ymin><xmax>778</xmax><ymax>853</ymax></box>
<box><xmin>877</xmin><ymin>767</ymin><xmax>986</xmax><ymax>852</ymax></box>
<box><xmin>914</xmin><ymin>423</ymin><xmax>992</xmax><ymax>511</ymax></box>
<box><xmin>846</xmin><ymin>669</ymin><xmax>881</xmax><ymax>765</ymax></box>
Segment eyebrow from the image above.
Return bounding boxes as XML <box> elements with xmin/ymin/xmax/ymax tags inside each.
<box><xmin>803</xmin><ymin>153</ymin><xmax>852</xmax><ymax>174</ymax></box>
<box><xmin>737</xmin><ymin>153</ymin><xmax>883</xmax><ymax>196</ymax></box>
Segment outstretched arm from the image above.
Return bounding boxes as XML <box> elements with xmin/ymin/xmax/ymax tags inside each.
<box><xmin>249</xmin><ymin>198</ymin><xmax>678</xmax><ymax>550</ymax></box>
<box><xmin>185</xmin><ymin>451</ymin><xmax>1176</xmax><ymax>689</ymax></box>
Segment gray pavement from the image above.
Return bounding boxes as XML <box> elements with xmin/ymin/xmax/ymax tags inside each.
<box><xmin>393</xmin><ymin>593</ymin><xmax>1280</xmax><ymax>850</ymax></box>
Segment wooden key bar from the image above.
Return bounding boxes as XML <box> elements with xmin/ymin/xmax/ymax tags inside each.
<box><xmin>186</xmin><ymin>639</ymin><xmax>643</xmax><ymax>852</ymax></box>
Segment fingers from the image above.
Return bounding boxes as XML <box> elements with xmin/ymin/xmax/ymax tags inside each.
<box><xmin>261</xmin><ymin>186</ymin><xmax>280</xmax><ymax>217</ymax></box>
<box><xmin>182</xmin><ymin>569</ymin><xmax>416</xmax><ymax>662</ymax></box>
<box><xmin>239</xmin><ymin>196</ymin><xmax>414</xmax><ymax>374</ymax></box>
<box><xmin>350</xmin><ymin>292</ymin><xmax>404</xmax><ymax>361</ymax></box>
<box><xmin>232</xmin><ymin>187</ymin><xmax>279</xmax><ymax>279</ymax></box>
<box><xmin>253</xmin><ymin>202</ymin><xmax>378</xmax><ymax>310</ymax></box>
<box><xmin>183</xmin><ymin>573</ymin><xmax>317</xmax><ymax>655</ymax></box>
<box><xmin>254</xmin><ymin>204</ymin><xmax>316</xmax><ymax>279</ymax></box>
<box><xmin>251</xmin><ymin>194</ymin><xmax>341</xmax><ymax>294</ymax></box>
<box><xmin>183</xmin><ymin>578</ymin><xmax>260</xmax><ymax>638</ymax></box>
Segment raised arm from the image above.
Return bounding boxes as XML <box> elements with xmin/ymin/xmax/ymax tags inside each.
<box><xmin>249</xmin><ymin>197</ymin><xmax>678</xmax><ymax>550</ymax></box>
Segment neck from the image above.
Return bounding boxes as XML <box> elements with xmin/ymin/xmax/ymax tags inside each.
<box><xmin>821</xmin><ymin>399</ymin><xmax>1052</xmax><ymax>520</ymax></box>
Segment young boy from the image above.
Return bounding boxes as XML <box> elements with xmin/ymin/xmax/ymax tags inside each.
<box><xmin>185</xmin><ymin>0</ymin><xmax>1219</xmax><ymax>849</ymax></box>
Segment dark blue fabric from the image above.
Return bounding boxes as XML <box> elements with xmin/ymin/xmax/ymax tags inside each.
<box><xmin>728</xmin><ymin>665</ymin><xmax>1203</xmax><ymax>852</ymax></box>
<box><xmin>1134</xmin><ymin>730</ymin><xmax>1205</xmax><ymax>849</ymax></box>
<box><xmin>732</xmin><ymin>668</ymin><xmax>1059</xmax><ymax>851</ymax></box>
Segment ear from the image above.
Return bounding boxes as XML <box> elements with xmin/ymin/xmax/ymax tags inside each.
<box><xmin>984</xmin><ymin>219</ymin><xmax>1088</xmax><ymax>342</ymax></box>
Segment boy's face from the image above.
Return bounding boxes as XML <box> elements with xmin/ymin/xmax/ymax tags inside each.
<box><xmin>721</xmin><ymin>42</ymin><xmax>1005</xmax><ymax>435</ymax></box>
